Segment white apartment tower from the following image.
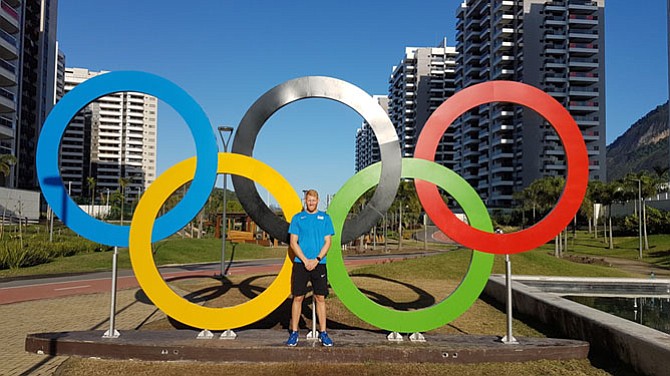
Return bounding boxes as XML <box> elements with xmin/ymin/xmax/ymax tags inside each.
<box><xmin>355</xmin><ymin>95</ymin><xmax>388</xmax><ymax>172</ymax></box>
<box><xmin>0</xmin><ymin>0</ymin><xmax>59</xmax><ymax>189</ymax></box>
<box><xmin>356</xmin><ymin>40</ymin><xmax>458</xmax><ymax>173</ymax></box>
<box><xmin>454</xmin><ymin>0</ymin><xmax>605</xmax><ymax>207</ymax></box>
<box><xmin>388</xmin><ymin>40</ymin><xmax>459</xmax><ymax>167</ymax></box>
<box><xmin>60</xmin><ymin>68</ymin><xmax>157</xmax><ymax>198</ymax></box>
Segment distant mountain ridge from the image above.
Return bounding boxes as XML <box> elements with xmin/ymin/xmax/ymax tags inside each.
<box><xmin>606</xmin><ymin>101</ymin><xmax>669</xmax><ymax>181</ymax></box>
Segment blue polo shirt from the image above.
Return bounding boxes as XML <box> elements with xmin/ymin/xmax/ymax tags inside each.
<box><xmin>288</xmin><ymin>210</ymin><xmax>334</xmax><ymax>264</ymax></box>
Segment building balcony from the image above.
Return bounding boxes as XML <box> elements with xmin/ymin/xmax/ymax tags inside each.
<box><xmin>569</xmin><ymin>72</ymin><xmax>598</xmax><ymax>82</ymax></box>
<box><xmin>0</xmin><ymin>2</ymin><xmax>18</xmax><ymax>34</ymax></box>
<box><xmin>466</xmin><ymin>42</ymin><xmax>482</xmax><ymax>54</ymax></box>
<box><xmin>545</xmin><ymin>34</ymin><xmax>568</xmax><ymax>44</ymax></box>
<box><xmin>492</xmin><ymin>110</ymin><xmax>514</xmax><ymax>119</ymax></box>
<box><xmin>587</xmin><ymin>148</ymin><xmax>600</xmax><ymax>156</ymax></box>
<box><xmin>569</xmin><ymin>88</ymin><xmax>599</xmax><ymax>97</ymax></box>
<box><xmin>568</xmin><ymin>104</ymin><xmax>600</xmax><ymax>113</ymax></box>
<box><xmin>569</xmin><ymin>59</ymin><xmax>598</xmax><ymax>69</ymax></box>
<box><xmin>463</xmin><ymin>148</ymin><xmax>479</xmax><ymax>159</ymax></box>
<box><xmin>493</xmin><ymin>40</ymin><xmax>514</xmax><ymax>54</ymax></box>
<box><xmin>575</xmin><ymin>118</ymin><xmax>599</xmax><ymax>127</ymax></box>
<box><xmin>0</xmin><ymin>58</ymin><xmax>15</xmax><ymax>86</ymax></box>
<box><xmin>491</xmin><ymin>151</ymin><xmax>514</xmax><ymax>161</ymax></box>
<box><xmin>0</xmin><ymin>28</ymin><xmax>17</xmax><ymax>60</ymax></box>
<box><xmin>491</xmin><ymin>177</ymin><xmax>514</xmax><ymax>187</ymax></box>
<box><xmin>0</xmin><ymin>86</ymin><xmax>13</xmax><ymax>112</ymax></box>
<box><xmin>463</xmin><ymin>137</ymin><xmax>478</xmax><ymax>147</ymax></box>
<box><xmin>569</xmin><ymin>42</ymin><xmax>598</xmax><ymax>54</ymax></box>
<box><xmin>568</xmin><ymin>2</ymin><xmax>598</xmax><ymax>13</ymax></box>
<box><xmin>569</xmin><ymin>31</ymin><xmax>599</xmax><ymax>42</ymax></box>
<box><xmin>544</xmin><ymin>149</ymin><xmax>565</xmax><ymax>156</ymax></box>
<box><xmin>545</xmin><ymin>74</ymin><xmax>568</xmax><ymax>83</ymax></box>
<box><xmin>545</xmin><ymin>3</ymin><xmax>567</xmax><ymax>12</ymax></box>
<box><xmin>545</xmin><ymin>17</ymin><xmax>567</xmax><ymax>26</ymax></box>
<box><xmin>547</xmin><ymin>90</ymin><xmax>568</xmax><ymax>98</ymax></box>
<box><xmin>569</xmin><ymin>14</ymin><xmax>598</xmax><ymax>26</ymax></box>
<box><xmin>545</xmin><ymin>164</ymin><xmax>567</xmax><ymax>171</ymax></box>
<box><xmin>491</xmin><ymin>68</ymin><xmax>514</xmax><ymax>79</ymax></box>
<box><xmin>492</xmin><ymin>0</ymin><xmax>514</xmax><ymax>13</ymax></box>
<box><xmin>491</xmin><ymin>123</ymin><xmax>514</xmax><ymax>134</ymax></box>
<box><xmin>582</xmin><ymin>130</ymin><xmax>600</xmax><ymax>141</ymax></box>
<box><xmin>491</xmin><ymin>165</ymin><xmax>514</xmax><ymax>174</ymax></box>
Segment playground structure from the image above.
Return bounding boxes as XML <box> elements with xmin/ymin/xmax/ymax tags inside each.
<box><xmin>214</xmin><ymin>211</ymin><xmax>278</xmax><ymax>247</ymax></box>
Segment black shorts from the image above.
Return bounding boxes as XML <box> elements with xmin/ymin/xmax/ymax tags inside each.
<box><xmin>291</xmin><ymin>262</ymin><xmax>329</xmax><ymax>297</ymax></box>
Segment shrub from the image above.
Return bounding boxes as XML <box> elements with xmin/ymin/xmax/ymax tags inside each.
<box><xmin>0</xmin><ymin>234</ymin><xmax>105</xmax><ymax>270</ymax></box>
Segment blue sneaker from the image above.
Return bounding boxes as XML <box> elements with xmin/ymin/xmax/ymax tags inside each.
<box><xmin>286</xmin><ymin>331</ymin><xmax>299</xmax><ymax>347</ymax></box>
<box><xmin>319</xmin><ymin>331</ymin><xmax>333</xmax><ymax>347</ymax></box>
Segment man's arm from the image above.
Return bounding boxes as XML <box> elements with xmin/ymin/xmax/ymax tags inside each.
<box><xmin>316</xmin><ymin>235</ymin><xmax>332</xmax><ymax>261</ymax></box>
<box><xmin>290</xmin><ymin>233</ymin><xmax>308</xmax><ymax>264</ymax></box>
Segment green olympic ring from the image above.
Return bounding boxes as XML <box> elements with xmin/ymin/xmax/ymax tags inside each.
<box><xmin>327</xmin><ymin>158</ymin><xmax>494</xmax><ymax>333</ymax></box>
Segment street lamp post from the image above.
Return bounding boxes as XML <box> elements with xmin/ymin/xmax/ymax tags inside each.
<box><xmin>218</xmin><ymin>126</ymin><xmax>234</xmax><ymax>277</ymax></box>
<box><xmin>637</xmin><ymin>179</ymin><xmax>643</xmax><ymax>259</ymax></box>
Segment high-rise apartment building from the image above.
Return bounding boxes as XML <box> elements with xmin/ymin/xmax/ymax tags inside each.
<box><xmin>454</xmin><ymin>0</ymin><xmax>605</xmax><ymax>207</ymax></box>
<box><xmin>355</xmin><ymin>95</ymin><xmax>388</xmax><ymax>172</ymax></box>
<box><xmin>60</xmin><ymin>68</ymin><xmax>157</xmax><ymax>199</ymax></box>
<box><xmin>0</xmin><ymin>0</ymin><xmax>59</xmax><ymax>189</ymax></box>
<box><xmin>356</xmin><ymin>40</ymin><xmax>458</xmax><ymax>172</ymax></box>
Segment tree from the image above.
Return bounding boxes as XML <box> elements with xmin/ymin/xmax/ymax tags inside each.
<box><xmin>0</xmin><ymin>154</ymin><xmax>16</xmax><ymax>185</ymax></box>
<box><xmin>118</xmin><ymin>177</ymin><xmax>130</xmax><ymax>225</ymax></box>
<box><xmin>86</xmin><ymin>176</ymin><xmax>96</xmax><ymax>216</ymax></box>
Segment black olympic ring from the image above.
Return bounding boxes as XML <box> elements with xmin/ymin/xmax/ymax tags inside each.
<box><xmin>231</xmin><ymin>76</ymin><xmax>402</xmax><ymax>244</ymax></box>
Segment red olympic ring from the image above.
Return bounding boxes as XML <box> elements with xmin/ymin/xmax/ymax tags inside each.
<box><xmin>414</xmin><ymin>81</ymin><xmax>589</xmax><ymax>254</ymax></box>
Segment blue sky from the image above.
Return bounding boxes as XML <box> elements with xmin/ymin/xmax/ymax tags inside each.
<box><xmin>58</xmin><ymin>1</ymin><xmax>668</xmax><ymax>207</ymax></box>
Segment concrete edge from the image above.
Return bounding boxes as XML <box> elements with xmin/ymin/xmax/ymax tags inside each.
<box><xmin>24</xmin><ymin>330</ymin><xmax>589</xmax><ymax>364</ymax></box>
<box><xmin>485</xmin><ymin>275</ymin><xmax>670</xmax><ymax>376</ymax></box>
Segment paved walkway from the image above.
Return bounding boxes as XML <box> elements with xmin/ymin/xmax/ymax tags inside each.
<box><xmin>1</xmin><ymin>288</ymin><xmax>165</xmax><ymax>375</ymax></box>
<box><xmin>600</xmin><ymin>256</ymin><xmax>670</xmax><ymax>277</ymax></box>
<box><xmin>0</xmin><ymin>253</ymin><xmax>434</xmax><ymax>376</ymax></box>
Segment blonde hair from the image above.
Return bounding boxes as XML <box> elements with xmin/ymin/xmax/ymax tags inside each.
<box><xmin>304</xmin><ymin>189</ymin><xmax>319</xmax><ymax>200</ymax></box>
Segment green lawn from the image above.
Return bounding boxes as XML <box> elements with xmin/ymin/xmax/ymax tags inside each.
<box><xmin>1</xmin><ymin>227</ymin><xmax>657</xmax><ymax>280</ymax></box>
<box><xmin>0</xmin><ymin>238</ymin><xmax>282</xmax><ymax>278</ymax></box>
<box><xmin>540</xmin><ymin>230</ymin><xmax>670</xmax><ymax>269</ymax></box>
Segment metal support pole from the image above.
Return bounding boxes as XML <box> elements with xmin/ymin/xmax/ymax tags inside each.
<box><xmin>638</xmin><ymin>179</ymin><xmax>643</xmax><ymax>259</ymax></box>
<box><xmin>383</xmin><ymin>214</ymin><xmax>388</xmax><ymax>253</ymax></box>
<box><xmin>217</xmin><ymin>126</ymin><xmax>234</xmax><ymax>277</ymax></box>
<box><xmin>398</xmin><ymin>205</ymin><xmax>402</xmax><ymax>250</ymax></box>
<box><xmin>48</xmin><ymin>206</ymin><xmax>53</xmax><ymax>242</ymax></box>
<box><xmin>501</xmin><ymin>254</ymin><xmax>518</xmax><ymax>344</ymax></box>
<box><xmin>423</xmin><ymin>214</ymin><xmax>427</xmax><ymax>250</ymax></box>
<box><xmin>221</xmin><ymin>172</ymin><xmax>228</xmax><ymax>275</ymax></box>
<box><xmin>103</xmin><ymin>246</ymin><xmax>120</xmax><ymax>338</ymax></box>
<box><xmin>306</xmin><ymin>298</ymin><xmax>317</xmax><ymax>340</ymax></box>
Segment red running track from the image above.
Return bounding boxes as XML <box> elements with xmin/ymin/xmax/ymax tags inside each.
<box><xmin>0</xmin><ymin>257</ymin><xmax>402</xmax><ymax>305</ymax></box>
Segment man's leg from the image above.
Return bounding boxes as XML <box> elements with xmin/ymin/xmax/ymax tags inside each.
<box><xmin>291</xmin><ymin>295</ymin><xmax>305</xmax><ymax>332</ymax></box>
<box><xmin>314</xmin><ymin>294</ymin><xmax>327</xmax><ymax>332</ymax></box>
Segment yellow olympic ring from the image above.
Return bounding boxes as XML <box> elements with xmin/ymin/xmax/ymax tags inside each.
<box><xmin>129</xmin><ymin>153</ymin><xmax>302</xmax><ymax>330</ymax></box>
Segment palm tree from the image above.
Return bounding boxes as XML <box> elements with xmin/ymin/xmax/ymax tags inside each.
<box><xmin>0</xmin><ymin>154</ymin><xmax>16</xmax><ymax>185</ymax></box>
<box><xmin>118</xmin><ymin>177</ymin><xmax>130</xmax><ymax>225</ymax></box>
<box><xmin>86</xmin><ymin>177</ymin><xmax>96</xmax><ymax>216</ymax></box>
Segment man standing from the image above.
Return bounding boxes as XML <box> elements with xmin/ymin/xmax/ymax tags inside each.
<box><xmin>286</xmin><ymin>189</ymin><xmax>334</xmax><ymax>347</ymax></box>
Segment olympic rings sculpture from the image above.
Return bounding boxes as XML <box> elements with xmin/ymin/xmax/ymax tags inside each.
<box><xmin>37</xmin><ymin>72</ymin><xmax>588</xmax><ymax>332</ymax></box>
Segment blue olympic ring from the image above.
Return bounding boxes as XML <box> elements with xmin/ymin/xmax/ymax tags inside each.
<box><xmin>36</xmin><ymin>71</ymin><xmax>218</xmax><ymax>246</ymax></box>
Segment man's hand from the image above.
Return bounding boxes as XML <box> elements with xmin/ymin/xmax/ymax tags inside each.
<box><xmin>304</xmin><ymin>259</ymin><xmax>319</xmax><ymax>271</ymax></box>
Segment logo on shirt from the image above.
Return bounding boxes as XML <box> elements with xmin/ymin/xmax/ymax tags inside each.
<box><xmin>317</xmin><ymin>215</ymin><xmax>324</xmax><ymax>220</ymax></box>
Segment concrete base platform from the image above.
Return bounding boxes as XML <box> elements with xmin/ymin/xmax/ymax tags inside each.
<box><xmin>26</xmin><ymin>330</ymin><xmax>589</xmax><ymax>364</ymax></box>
